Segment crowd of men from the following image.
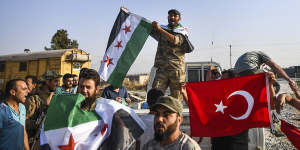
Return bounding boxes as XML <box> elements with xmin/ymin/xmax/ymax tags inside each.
<box><xmin>1</xmin><ymin>8</ymin><xmax>300</xmax><ymax>150</ymax></box>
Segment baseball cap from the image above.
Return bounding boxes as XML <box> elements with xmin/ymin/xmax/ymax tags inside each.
<box><xmin>41</xmin><ymin>70</ymin><xmax>62</xmax><ymax>81</ymax></box>
<box><xmin>168</xmin><ymin>9</ymin><xmax>181</xmax><ymax>17</ymax></box>
<box><xmin>152</xmin><ymin>96</ymin><xmax>183</xmax><ymax>115</ymax></box>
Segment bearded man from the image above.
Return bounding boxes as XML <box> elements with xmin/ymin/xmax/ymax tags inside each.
<box><xmin>142</xmin><ymin>96</ymin><xmax>201</xmax><ymax>150</ymax></box>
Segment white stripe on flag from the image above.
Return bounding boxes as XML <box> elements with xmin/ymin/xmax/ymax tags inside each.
<box><xmin>100</xmin><ymin>14</ymin><xmax>142</xmax><ymax>81</ymax></box>
<box><xmin>45</xmin><ymin>120</ymin><xmax>106</xmax><ymax>150</ymax></box>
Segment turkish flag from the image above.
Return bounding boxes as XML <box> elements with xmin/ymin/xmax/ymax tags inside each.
<box><xmin>186</xmin><ymin>73</ymin><xmax>271</xmax><ymax>137</ymax></box>
<box><xmin>280</xmin><ymin>120</ymin><xmax>300</xmax><ymax>149</ymax></box>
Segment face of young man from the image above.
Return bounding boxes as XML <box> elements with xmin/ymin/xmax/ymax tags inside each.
<box><xmin>63</xmin><ymin>77</ymin><xmax>74</xmax><ymax>89</ymax></box>
<box><xmin>168</xmin><ymin>13</ymin><xmax>181</xmax><ymax>27</ymax></box>
<box><xmin>78</xmin><ymin>79</ymin><xmax>98</xmax><ymax>99</ymax></box>
<box><xmin>73</xmin><ymin>76</ymin><xmax>79</xmax><ymax>87</ymax></box>
<box><xmin>26</xmin><ymin>78</ymin><xmax>36</xmax><ymax>93</ymax></box>
<box><xmin>46</xmin><ymin>78</ymin><xmax>60</xmax><ymax>92</ymax></box>
<box><xmin>153</xmin><ymin>105</ymin><xmax>181</xmax><ymax>141</ymax></box>
<box><xmin>11</xmin><ymin>80</ymin><xmax>29</xmax><ymax>103</ymax></box>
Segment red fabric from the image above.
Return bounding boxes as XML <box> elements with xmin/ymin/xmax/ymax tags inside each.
<box><xmin>186</xmin><ymin>73</ymin><xmax>271</xmax><ymax>137</ymax></box>
<box><xmin>281</xmin><ymin>120</ymin><xmax>300</xmax><ymax>149</ymax></box>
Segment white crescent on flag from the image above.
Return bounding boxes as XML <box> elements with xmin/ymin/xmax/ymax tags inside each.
<box><xmin>227</xmin><ymin>90</ymin><xmax>254</xmax><ymax>120</ymax></box>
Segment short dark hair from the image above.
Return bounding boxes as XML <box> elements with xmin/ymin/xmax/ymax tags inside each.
<box><xmin>5</xmin><ymin>79</ymin><xmax>25</xmax><ymax>98</ymax></box>
<box><xmin>222</xmin><ymin>69</ymin><xmax>236</xmax><ymax>78</ymax></box>
<box><xmin>63</xmin><ymin>73</ymin><xmax>73</xmax><ymax>80</ymax></box>
<box><xmin>147</xmin><ymin>88</ymin><xmax>164</xmax><ymax>108</ymax></box>
<box><xmin>25</xmin><ymin>75</ymin><xmax>39</xmax><ymax>84</ymax></box>
<box><xmin>72</xmin><ymin>74</ymin><xmax>78</xmax><ymax>78</ymax></box>
<box><xmin>168</xmin><ymin>9</ymin><xmax>181</xmax><ymax>17</ymax></box>
<box><xmin>79</xmin><ymin>69</ymin><xmax>101</xmax><ymax>86</ymax></box>
<box><xmin>79</xmin><ymin>68</ymin><xmax>90</xmax><ymax>80</ymax></box>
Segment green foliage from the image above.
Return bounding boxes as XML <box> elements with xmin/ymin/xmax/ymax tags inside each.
<box><xmin>45</xmin><ymin>29</ymin><xmax>79</xmax><ymax>50</ymax></box>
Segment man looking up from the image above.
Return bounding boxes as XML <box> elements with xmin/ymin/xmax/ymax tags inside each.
<box><xmin>143</xmin><ymin>96</ymin><xmax>201</xmax><ymax>150</ymax></box>
<box><xmin>151</xmin><ymin>9</ymin><xmax>194</xmax><ymax>100</ymax></box>
<box><xmin>0</xmin><ymin>79</ymin><xmax>30</xmax><ymax>150</ymax></box>
<box><xmin>56</xmin><ymin>73</ymin><xmax>75</xmax><ymax>94</ymax></box>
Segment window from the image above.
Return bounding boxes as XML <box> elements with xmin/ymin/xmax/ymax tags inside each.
<box><xmin>0</xmin><ymin>62</ymin><xmax>5</xmax><ymax>72</ymax></box>
<box><xmin>19</xmin><ymin>62</ymin><xmax>27</xmax><ymax>71</ymax></box>
<box><xmin>73</xmin><ymin>62</ymin><xmax>81</xmax><ymax>71</ymax></box>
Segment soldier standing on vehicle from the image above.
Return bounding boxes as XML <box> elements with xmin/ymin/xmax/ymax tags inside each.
<box><xmin>151</xmin><ymin>9</ymin><xmax>194</xmax><ymax>100</ymax></box>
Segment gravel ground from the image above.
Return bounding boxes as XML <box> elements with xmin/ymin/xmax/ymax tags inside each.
<box><xmin>265</xmin><ymin>105</ymin><xmax>299</xmax><ymax>150</ymax></box>
<box><xmin>265</xmin><ymin>80</ymin><xmax>299</xmax><ymax>150</ymax></box>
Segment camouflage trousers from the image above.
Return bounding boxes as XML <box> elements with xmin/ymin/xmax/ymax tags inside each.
<box><xmin>152</xmin><ymin>68</ymin><xmax>185</xmax><ymax>100</ymax></box>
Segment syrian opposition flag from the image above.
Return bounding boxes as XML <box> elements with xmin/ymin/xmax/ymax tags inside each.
<box><xmin>186</xmin><ymin>73</ymin><xmax>271</xmax><ymax>137</ymax></box>
<box><xmin>98</xmin><ymin>7</ymin><xmax>152</xmax><ymax>88</ymax></box>
<box><xmin>280</xmin><ymin>120</ymin><xmax>300</xmax><ymax>149</ymax></box>
<box><xmin>41</xmin><ymin>94</ymin><xmax>146</xmax><ymax>150</ymax></box>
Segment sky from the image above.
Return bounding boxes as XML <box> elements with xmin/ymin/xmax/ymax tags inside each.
<box><xmin>1</xmin><ymin>0</ymin><xmax>300</xmax><ymax>74</ymax></box>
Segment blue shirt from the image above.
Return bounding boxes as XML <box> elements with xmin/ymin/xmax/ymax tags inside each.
<box><xmin>0</xmin><ymin>102</ymin><xmax>26</xmax><ymax>150</ymax></box>
<box><xmin>101</xmin><ymin>85</ymin><xmax>129</xmax><ymax>100</ymax></box>
<box><xmin>55</xmin><ymin>86</ymin><xmax>76</xmax><ymax>94</ymax></box>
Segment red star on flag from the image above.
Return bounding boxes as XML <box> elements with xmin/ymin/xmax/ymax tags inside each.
<box><xmin>58</xmin><ymin>134</ymin><xmax>77</xmax><ymax>150</ymax></box>
<box><xmin>114</xmin><ymin>41</ymin><xmax>123</xmax><ymax>48</ymax></box>
<box><xmin>122</xmin><ymin>25</ymin><xmax>131</xmax><ymax>34</ymax></box>
<box><xmin>101</xmin><ymin>124</ymin><xmax>108</xmax><ymax>136</ymax></box>
<box><xmin>104</xmin><ymin>56</ymin><xmax>114</xmax><ymax>67</ymax></box>
<box><xmin>94</xmin><ymin>123</ymin><xmax>108</xmax><ymax>137</ymax></box>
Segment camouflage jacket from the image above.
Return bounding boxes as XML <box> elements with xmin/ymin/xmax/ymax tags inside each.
<box><xmin>25</xmin><ymin>88</ymin><xmax>52</xmax><ymax>140</ymax></box>
<box><xmin>151</xmin><ymin>26</ymin><xmax>189</xmax><ymax>71</ymax></box>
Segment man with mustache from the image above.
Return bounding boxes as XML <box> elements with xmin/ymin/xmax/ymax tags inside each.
<box><xmin>151</xmin><ymin>9</ymin><xmax>194</xmax><ymax>101</ymax></box>
<box><xmin>142</xmin><ymin>96</ymin><xmax>201</xmax><ymax>150</ymax></box>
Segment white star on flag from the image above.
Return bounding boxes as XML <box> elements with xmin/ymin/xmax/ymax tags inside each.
<box><xmin>214</xmin><ymin>100</ymin><xmax>227</xmax><ymax>114</ymax></box>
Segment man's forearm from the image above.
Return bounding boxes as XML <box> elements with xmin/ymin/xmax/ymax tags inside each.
<box><xmin>289</xmin><ymin>97</ymin><xmax>300</xmax><ymax>111</ymax></box>
<box><xmin>24</xmin><ymin>128</ymin><xmax>30</xmax><ymax>150</ymax></box>
<box><xmin>267</xmin><ymin>60</ymin><xmax>291</xmax><ymax>81</ymax></box>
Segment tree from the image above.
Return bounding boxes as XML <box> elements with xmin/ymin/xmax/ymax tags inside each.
<box><xmin>45</xmin><ymin>29</ymin><xmax>79</xmax><ymax>50</ymax></box>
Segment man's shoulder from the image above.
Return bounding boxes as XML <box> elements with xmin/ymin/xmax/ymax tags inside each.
<box><xmin>142</xmin><ymin>138</ymin><xmax>159</xmax><ymax>149</ymax></box>
<box><xmin>103</xmin><ymin>85</ymin><xmax>112</xmax><ymax>91</ymax></box>
<box><xmin>0</xmin><ymin>103</ymin><xmax>8</xmax><ymax>112</ymax></box>
<box><xmin>181</xmin><ymin>133</ymin><xmax>201</xmax><ymax>150</ymax></box>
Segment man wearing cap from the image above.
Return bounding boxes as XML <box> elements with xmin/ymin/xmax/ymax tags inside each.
<box><xmin>142</xmin><ymin>96</ymin><xmax>201</xmax><ymax>150</ymax></box>
<box><xmin>151</xmin><ymin>9</ymin><xmax>194</xmax><ymax>100</ymax></box>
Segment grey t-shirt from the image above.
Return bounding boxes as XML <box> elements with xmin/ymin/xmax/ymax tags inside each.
<box><xmin>142</xmin><ymin>133</ymin><xmax>201</xmax><ymax>150</ymax></box>
<box><xmin>234</xmin><ymin>51</ymin><xmax>271</xmax><ymax>73</ymax></box>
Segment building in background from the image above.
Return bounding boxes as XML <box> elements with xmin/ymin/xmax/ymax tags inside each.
<box><xmin>283</xmin><ymin>66</ymin><xmax>300</xmax><ymax>78</ymax></box>
<box><xmin>125</xmin><ymin>73</ymin><xmax>149</xmax><ymax>85</ymax></box>
<box><xmin>0</xmin><ymin>49</ymin><xmax>91</xmax><ymax>90</ymax></box>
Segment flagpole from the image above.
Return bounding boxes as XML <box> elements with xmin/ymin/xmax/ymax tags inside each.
<box><xmin>121</xmin><ymin>0</ymin><xmax>125</xmax><ymax>8</ymax></box>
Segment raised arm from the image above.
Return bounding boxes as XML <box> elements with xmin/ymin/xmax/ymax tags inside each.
<box><xmin>265</xmin><ymin>59</ymin><xmax>298</xmax><ymax>92</ymax></box>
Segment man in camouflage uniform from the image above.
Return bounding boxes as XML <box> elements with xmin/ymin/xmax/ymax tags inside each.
<box><xmin>151</xmin><ymin>9</ymin><xmax>193</xmax><ymax>100</ymax></box>
<box><xmin>25</xmin><ymin>70</ymin><xmax>61</xmax><ymax>149</ymax></box>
